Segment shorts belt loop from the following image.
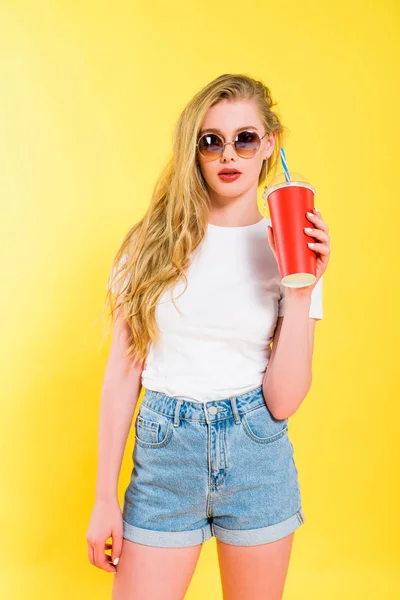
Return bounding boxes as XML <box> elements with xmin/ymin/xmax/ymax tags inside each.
<box><xmin>173</xmin><ymin>399</ymin><xmax>183</xmax><ymax>427</ymax></box>
<box><xmin>202</xmin><ymin>403</ymin><xmax>210</xmax><ymax>424</ymax></box>
<box><xmin>230</xmin><ymin>396</ymin><xmax>241</xmax><ymax>424</ymax></box>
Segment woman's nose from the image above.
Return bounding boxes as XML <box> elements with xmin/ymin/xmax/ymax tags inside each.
<box><xmin>221</xmin><ymin>142</ymin><xmax>237</xmax><ymax>161</ymax></box>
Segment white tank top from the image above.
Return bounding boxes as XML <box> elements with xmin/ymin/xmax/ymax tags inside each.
<box><xmin>108</xmin><ymin>216</ymin><xmax>323</xmax><ymax>403</ymax></box>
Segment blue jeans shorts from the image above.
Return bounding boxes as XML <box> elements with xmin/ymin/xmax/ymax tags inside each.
<box><xmin>121</xmin><ymin>385</ymin><xmax>305</xmax><ymax>548</ymax></box>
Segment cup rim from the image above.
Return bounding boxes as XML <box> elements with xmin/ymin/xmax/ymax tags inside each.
<box><xmin>264</xmin><ymin>180</ymin><xmax>316</xmax><ymax>198</ymax></box>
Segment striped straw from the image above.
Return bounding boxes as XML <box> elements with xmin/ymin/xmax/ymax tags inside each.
<box><xmin>280</xmin><ymin>148</ymin><xmax>291</xmax><ymax>182</ymax></box>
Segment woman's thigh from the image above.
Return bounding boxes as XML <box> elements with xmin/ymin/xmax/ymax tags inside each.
<box><xmin>112</xmin><ymin>538</ymin><xmax>203</xmax><ymax>600</ymax></box>
<box><xmin>216</xmin><ymin>531</ymin><xmax>295</xmax><ymax>600</ymax></box>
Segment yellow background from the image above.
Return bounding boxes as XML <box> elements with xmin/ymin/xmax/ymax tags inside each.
<box><xmin>1</xmin><ymin>0</ymin><xmax>398</xmax><ymax>598</ymax></box>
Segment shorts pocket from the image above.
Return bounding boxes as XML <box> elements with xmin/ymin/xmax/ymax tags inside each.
<box><xmin>135</xmin><ymin>404</ymin><xmax>174</xmax><ymax>449</ymax></box>
<box><xmin>241</xmin><ymin>403</ymin><xmax>288</xmax><ymax>444</ymax></box>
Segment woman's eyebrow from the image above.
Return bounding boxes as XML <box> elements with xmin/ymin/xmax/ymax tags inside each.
<box><xmin>199</xmin><ymin>125</ymin><xmax>258</xmax><ymax>135</ymax></box>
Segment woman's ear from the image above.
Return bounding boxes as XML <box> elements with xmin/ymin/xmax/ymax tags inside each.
<box><xmin>264</xmin><ymin>131</ymin><xmax>276</xmax><ymax>161</ymax></box>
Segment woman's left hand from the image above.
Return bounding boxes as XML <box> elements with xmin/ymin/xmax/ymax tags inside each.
<box><xmin>267</xmin><ymin>207</ymin><xmax>330</xmax><ymax>292</ymax></box>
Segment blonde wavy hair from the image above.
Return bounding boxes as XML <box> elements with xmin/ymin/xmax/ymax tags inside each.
<box><xmin>103</xmin><ymin>73</ymin><xmax>287</xmax><ymax>367</ymax></box>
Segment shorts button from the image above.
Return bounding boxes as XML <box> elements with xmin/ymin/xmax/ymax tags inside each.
<box><xmin>208</xmin><ymin>406</ymin><xmax>218</xmax><ymax>415</ymax></box>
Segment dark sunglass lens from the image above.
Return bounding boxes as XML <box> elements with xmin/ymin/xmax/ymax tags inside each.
<box><xmin>235</xmin><ymin>131</ymin><xmax>260</xmax><ymax>156</ymax></box>
<box><xmin>198</xmin><ymin>134</ymin><xmax>223</xmax><ymax>157</ymax></box>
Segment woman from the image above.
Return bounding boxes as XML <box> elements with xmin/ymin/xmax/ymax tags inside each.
<box><xmin>87</xmin><ymin>73</ymin><xmax>331</xmax><ymax>599</ymax></box>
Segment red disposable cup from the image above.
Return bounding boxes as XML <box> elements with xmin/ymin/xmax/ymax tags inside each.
<box><xmin>264</xmin><ymin>175</ymin><xmax>317</xmax><ymax>288</ymax></box>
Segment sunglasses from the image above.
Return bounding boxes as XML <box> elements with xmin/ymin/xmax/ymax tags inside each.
<box><xmin>196</xmin><ymin>129</ymin><xmax>268</xmax><ymax>161</ymax></box>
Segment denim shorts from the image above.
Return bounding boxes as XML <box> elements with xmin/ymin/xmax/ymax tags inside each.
<box><xmin>121</xmin><ymin>385</ymin><xmax>305</xmax><ymax>548</ymax></box>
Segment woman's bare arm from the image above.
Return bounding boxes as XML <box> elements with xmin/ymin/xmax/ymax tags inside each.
<box><xmin>95</xmin><ymin>305</ymin><xmax>144</xmax><ymax>502</ymax></box>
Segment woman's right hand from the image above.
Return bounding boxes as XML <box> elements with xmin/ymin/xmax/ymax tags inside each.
<box><xmin>86</xmin><ymin>498</ymin><xmax>123</xmax><ymax>573</ymax></box>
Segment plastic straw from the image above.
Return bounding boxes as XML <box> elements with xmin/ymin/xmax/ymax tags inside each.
<box><xmin>280</xmin><ymin>148</ymin><xmax>291</xmax><ymax>182</ymax></box>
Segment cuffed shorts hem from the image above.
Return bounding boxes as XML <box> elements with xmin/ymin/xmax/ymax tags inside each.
<box><xmin>211</xmin><ymin>509</ymin><xmax>305</xmax><ymax>547</ymax></box>
<box><xmin>122</xmin><ymin>519</ymin><xmax>213</xmax><ymax>548</ymax></box>
<box><xmin>122</xmin><ymin>509</ymin><xmax>305</xmax><ymax>548</ymax></box>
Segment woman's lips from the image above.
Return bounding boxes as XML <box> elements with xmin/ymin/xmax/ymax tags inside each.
<box><xmin>218</xmin><ymin>173</ymin><xmax>242</xmax><ymax>182</ymax></box>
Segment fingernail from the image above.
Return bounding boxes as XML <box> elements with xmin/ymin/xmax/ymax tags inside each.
<box><xmin>113</xmin><ymin>557</ymin><xmax>119</xmax><ymax>565</ymax></box>
<box><xmin>306</xmin><ymin>212</ymin><xmax>314</xmax><ymax>217</ymax></box>
<box><xmin>304</xmin><ymin>227</ymin><xmax>313</xmax><ymax>233</ymax></box>
<box><xmin>308</xmin><ymin>242</ymin><xmax>315</xmax><ymax>247</ymax></box>
<box><xmin>314</xmin><ymin>207</ymin><xmax>320</xmax><ymax>213</ymax></box>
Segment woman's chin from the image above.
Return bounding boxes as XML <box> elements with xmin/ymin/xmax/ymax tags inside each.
<box><xmin>210</xmin><ymin>179</ymin><xmax>247</xmax><ymax>195</ymax></box>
